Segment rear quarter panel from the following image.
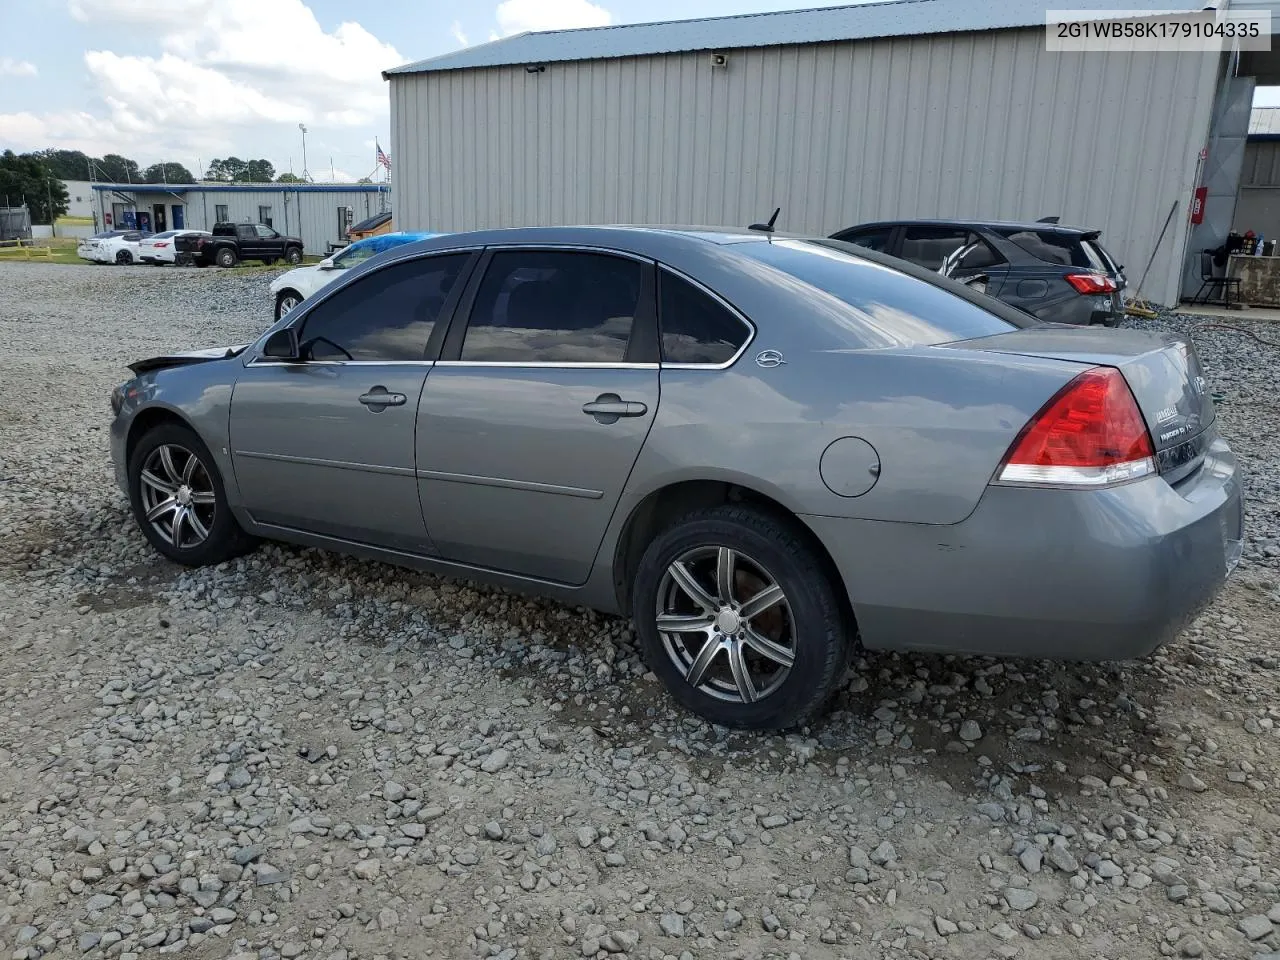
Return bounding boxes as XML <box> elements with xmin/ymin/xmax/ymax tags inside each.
<box><xmin>627</xmin><ymin>346</ymin><xmax>1087</xmax><ymax>525</ymax></box>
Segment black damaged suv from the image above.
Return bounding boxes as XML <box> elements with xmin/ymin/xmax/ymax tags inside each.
<box><xmin>831</xmin><ymin>218</ymin><xmax>1127</xmax><ymax>326</ymax></box>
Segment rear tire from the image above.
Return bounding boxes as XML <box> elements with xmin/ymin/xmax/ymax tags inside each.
<box><xmin>115</xmin><ymin>249</ymin><xmax>133</xmax><ymax>265</ymax></box>
<box><xmin>631</xmin><ymin>505</ymin><xmax>851</xmax><ymax>730</ymax></box>
<box><xmin>215</xmin><ymin>248</ymin><xmax>237</xmax><ymax>268</ymax></box>
<box><xmin>127</xmin><ymin>422</ymin><xmax>256</xmax><ymax>567</ymax></box>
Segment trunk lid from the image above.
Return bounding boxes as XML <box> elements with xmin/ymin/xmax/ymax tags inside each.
<box><xmin>952</xmin><ymin>326</ymin><xmax>1215</xmax><ymax>454</ymax></box>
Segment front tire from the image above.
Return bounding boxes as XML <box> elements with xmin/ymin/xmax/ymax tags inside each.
<box><xmin>275</xmin><ymin>290</ymin><xmax>303</xmax><ymax>321</ymax></box>
<box><xmin>128</xmin><ymin>422</ymin><xmax>255</xmax><ymax>566</ymax></box>
<box><xmin>284</xmin><ymin>247</ymin><xmax>302</xmax><ymax>265</ymax></box>
<box><xmin>215</xmin><ymin>248</ymin><xmax>238</xmax><ymax>268</ymax></box>
<box><xmin>632</xmin><ymin>505</ymin><xmax>851</xmax><ymax>730</ymax></box>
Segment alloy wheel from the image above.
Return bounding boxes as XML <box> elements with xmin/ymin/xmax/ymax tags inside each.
<box><xmin>656</xmin><ymin>546</ymin><xmax>795</xmax><ymax>704</ymax></box>
<box><xmin>279</xmin><ymin>294</ymin><xmax>300</xmax><ymax>316</ymax></box>
<box><xmin>138</xmin><ymin>444</ymin><xmax>216</xmax><ymax>549</ymax></box>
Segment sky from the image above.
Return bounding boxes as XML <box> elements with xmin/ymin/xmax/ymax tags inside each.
<box><xmin>0</xmin><ymin>0</ymin><xmax>861</xmax><ymax>182</ymax></box>
<box><xmin>1</xmin><ymin>0</ymin><xmax>1277</xmax><ymax>183</ymax></box>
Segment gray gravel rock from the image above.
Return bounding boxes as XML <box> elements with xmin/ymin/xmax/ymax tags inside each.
<box><xmin>0</xmin><ymin>269</ymin><xmax>1276</xmax><ymax>960</ymax></box>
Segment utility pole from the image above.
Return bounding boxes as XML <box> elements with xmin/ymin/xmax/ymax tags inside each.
<box><xmin>299</xmin><ymin>124</ymin><xmax>309</xmax><ymax>182</ymax></box>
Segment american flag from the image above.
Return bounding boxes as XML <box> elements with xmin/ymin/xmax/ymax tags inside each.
<box><xmin>376</xmin><ymin>142</ymin><xmax>391</xmax><ymax>171</ymax></box>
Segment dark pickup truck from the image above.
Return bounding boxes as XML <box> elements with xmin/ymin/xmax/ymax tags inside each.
<box><xmin>177</xmin><ymin>222</ymin><xmax>305</xmax><ymax>268</ymax></box>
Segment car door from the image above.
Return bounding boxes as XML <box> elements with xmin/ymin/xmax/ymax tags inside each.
<box><xmin>415</xmin><ymin>247</ymin><xmax>660</xmax><ymax>584</ymax></box>
<box><xmin>236</xmin><ymin>224</ymin><xmax>260</xmax><ymax>259</ymax></box>
<box><xmin>228</xmin><ymin>251</ymin><xmax>478</xmax><ymax>552</ymax></box>
<box><xmin>256</xmin><ymin>224</ymin><xmax>281</xmax><ymax>258</ymax></box>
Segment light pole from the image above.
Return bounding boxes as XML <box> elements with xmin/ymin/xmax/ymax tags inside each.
<box><xmin>298</xmin><ymin>123</ymin><xmax>309</xmax><ymax>182</ymax></box>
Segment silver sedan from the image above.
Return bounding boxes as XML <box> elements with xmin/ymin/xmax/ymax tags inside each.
<box><xmin>109</xmin><ymin>226</ymin><xmax>1244</xmax><ymax>730</ymax></box>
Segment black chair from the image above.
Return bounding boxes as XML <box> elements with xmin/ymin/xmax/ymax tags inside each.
<box><xmin>1191</xmin><ymin>249</ymin><xmax>1242</xmax><ymax>306</ymax></box>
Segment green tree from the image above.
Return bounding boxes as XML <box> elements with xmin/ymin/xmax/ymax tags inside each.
<box><xmin>206</xmin><ymin>157</ymin><xmax>246</xmax><ymax>181</ymax></box>
<box><xmin>37</xmin><ymin>148</ymin><xmax>95</xmax><ymax>180</ymax></box>
<box><xmin>276</xmin><ymin>172</ymin><xmax>304</xmax><ymax>184</ymax></box>
<box><xmin>143</xmin><ymin>162</ymin><xmax>195</xmax><ymax>184</ymax></box>
<box><xmin>98</xmin><ymin>153</ymin><xmax>141</xmax><ymax>183</ymax></box>
<box><xmin>0</xmin><ymin>150</ymin><xmax>70</xmax><ymax>222</ymax></box>
<box><xmin>245</xmin><ymin>159</ymin><xmax>275</xmax><ymax>182</ymax></box>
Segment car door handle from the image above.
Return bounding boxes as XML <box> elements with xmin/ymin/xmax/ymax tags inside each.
<box><xmin>583</xmin><ymin>394</ymin><xmax>647</xmax><ymax>423</ymax></box>
<box><xmin>359</xmin><ymin>387</ymin><xmax>406</xmax><ymax>410</ymax></box>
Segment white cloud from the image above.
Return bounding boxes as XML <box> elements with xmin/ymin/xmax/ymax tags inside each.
<box><xmin>0</xmin><ymin>0</ymin><xmax>402</xmax><ymax>171</ymax></box>
<box><xmin>451</xmin><ymin>20</ymin><xmax>469</xmax><ymax>46</ymax></box>
<box><xmin>0</xmin><ymin>57</ymin><xmax>38</xmax><ymax>77</ymax></box>
<box><xmin>495</xmin><ymin>0</ymin><xmax>612</xmax><ymax>36</ymax></box>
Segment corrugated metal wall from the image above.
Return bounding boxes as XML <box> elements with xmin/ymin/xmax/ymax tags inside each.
<box><xmin>1241</xmin><ymin>140</ymin><xmax>1280</xmax><ymax>186</ymax></box>
<box><xmin>101</xmin><ymin>188</ymin><xmax>389</xmax><ymax>255</ymax></box>
<box><xmin>390</xmin><ymin>27</ymin><xmax>1221</xmax><ymax>305</ymax></box>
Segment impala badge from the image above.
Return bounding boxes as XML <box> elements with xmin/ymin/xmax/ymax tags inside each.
<box><xmin>755</xmin><ymin>349</ymin><xmax>787</xmax><ymax>368</ymax></box>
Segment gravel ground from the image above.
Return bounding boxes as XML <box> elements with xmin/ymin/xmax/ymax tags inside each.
<box><xmin>1</xmin><ymin>261</ymin><xmax>1278</xmax><ymax>960</ymax></box>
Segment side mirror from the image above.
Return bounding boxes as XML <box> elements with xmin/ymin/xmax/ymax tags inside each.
<box><xmin>262</xmin><ymin>327</ymin><xmax>300</xmax><ymax>361</ymax></box>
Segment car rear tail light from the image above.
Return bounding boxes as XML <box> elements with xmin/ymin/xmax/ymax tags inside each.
<box><xmin>997</xmin><ymin>367</ymin><xmax>1156</xmax><ymax>487</ymax></box>
<box><xmin>1064</xmin><ymin>272</ymin><xmax>1118</xmax><ymax>295</ymax></box>
<box><xmin>156</xmin><ymin>242</ymin><xmax>169</xmax><ymax>248</ymax></box>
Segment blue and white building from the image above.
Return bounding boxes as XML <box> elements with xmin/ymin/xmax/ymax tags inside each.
<box><xmin>90</xmin><ymin>182</ymin><xmax>392</xmax><ymax>255</ymax></box>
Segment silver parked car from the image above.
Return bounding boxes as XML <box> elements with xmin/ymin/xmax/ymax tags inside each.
<box><xmin>110</xmin><ymin>227</ymin><xmax>1244</xmax><ymax>730</ymax></box>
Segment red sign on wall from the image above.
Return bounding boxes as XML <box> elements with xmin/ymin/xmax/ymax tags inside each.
<box><xmin>1190</xmin><ymin>186</ymin><xmax>1208</xmax><ymax>224</ymax></box>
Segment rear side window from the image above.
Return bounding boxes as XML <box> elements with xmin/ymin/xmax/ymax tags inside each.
<box><xmin>835</xmin><ymin>226</ymin><xmax>893</xmax><ymax>252</ymax></box>
<box><xmin>997</xmin><ymin>229</ymin><xmax>1093</xmax><ymax>268</ymax></box>
<box><xmin>461</xmin><ymin>250</ymin><xmax>643</xmax><ymax>363</ymax></box>
<box><xmin>299</xmin><ymin>253</ymin><xmax>469</xmax><ymax>362</ymax></box>
<box><xmin>738</xmin><ymin>239</ymin><xmax>1025</xmax><ymax>345</ymax></box>
<box><xmin>658</xmin><ymin>270</ymin><xmax>750</xmax><ymax>365</ymax></box>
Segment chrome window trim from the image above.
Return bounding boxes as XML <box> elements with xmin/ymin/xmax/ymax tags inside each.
<box><xmin>477</xmin><ymin>242</ymin><xmax>654</xmax><ymax>265</ymax></box>
<box><xmin>655</xmin><ymin>264</ymin><xmax>756</xmax><ymax>370</ymax></box>
<box><xmin>246</xmin><ymin>359</ymin><xmax>439</xmax><ymax>367</ymax></box>
<box><xmin>433</xmin><ymin>361</ymin><xmax>658</xmax><ymax>370</ymax></box>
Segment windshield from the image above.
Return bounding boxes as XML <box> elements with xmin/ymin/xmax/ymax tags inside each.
<box><xmin>332</xmin><ymin>243</ymin><xmax>379</xmax><ymax>268</ymax></box>
<box><xmin>736</xmin><ymin>239</ymin><xmax>1025</xmax><ymax>346</ymax></box>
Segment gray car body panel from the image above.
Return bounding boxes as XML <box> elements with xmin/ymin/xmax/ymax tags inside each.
<box><xmin>110</xmin><ymin>225</ymin><xmax>1243</xmax><ymax>660</ymax></box>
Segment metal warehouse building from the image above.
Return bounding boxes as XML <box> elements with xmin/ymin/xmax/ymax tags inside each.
<box><xmin>385</xmin><ymin>0</ymin><xmax>1280</xmax><ymax>306</ymax></box>
<box><xmin>90</xmin><ymin>183</ymin><xmax>391</xmax><ymax>256</ymax></box>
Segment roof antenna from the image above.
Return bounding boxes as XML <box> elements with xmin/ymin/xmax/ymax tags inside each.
<box><xmin>1036</xmin><ymin>215</ymin><xmax>1060</xmax><ymax>224</ymax></box>
<box><xmin>749</xmin><ymin>206</ymin><xmax>780</xmax><ymax>236</ymax></box>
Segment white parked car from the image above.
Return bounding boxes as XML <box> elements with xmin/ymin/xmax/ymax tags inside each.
<box><xmin>76</xmin><ymin>230</ymin><xmax>149</xmax><ymax>265</ymax></box>
<box><xmin>139</xmin><ymin>229</ymin><xmax>211</xmax><ymax>265</ymax></box>
<box><xmin>268</xmin><ymin>231</ymin><xmax>442</xmax><ymax>319</ymax></box>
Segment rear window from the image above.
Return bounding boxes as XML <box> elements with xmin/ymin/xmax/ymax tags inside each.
<box><xmin>151</xmin><ymin>231</ymin><xmax>177</xmax><ymax>240</ymax></box>
<box><xmin>737</xmin><ymin>239</ymin><xmax>1024</xmax><ymax>345</ymax></box>
<box><xmin>996</xmin><ymin>229</ymin><xmax>1095</xmax><ymax>268</ymax></box>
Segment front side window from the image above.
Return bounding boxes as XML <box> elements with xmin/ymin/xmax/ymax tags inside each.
<box><xmin>658</xmin><ymin>270</ymin><xmax>749</xmax><ymax>365</ymax></box>
<box><xmin>255</xmin><ymin>225</ymin><xmax>278</xmax><ymax>239</ymax></box>
<box><xmin>298</xmin><ymin>254</ymin><xmax>470</xmax><ymax>362</ymax></box>
<box><xmin>460</xmin><ymin>250</ymin><xmax>643</xmax><ymax>363</ymax></box>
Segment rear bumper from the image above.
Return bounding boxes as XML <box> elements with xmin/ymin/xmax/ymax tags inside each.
<box><xmin>805</xmin><ymin>432</ymin><xmax>1243</xmax><ymax>660</ymax></box>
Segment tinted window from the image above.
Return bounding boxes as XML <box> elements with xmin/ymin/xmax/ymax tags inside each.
<box><xmin>461</xmin><ymin>250</ymin><xmax>642</xmax><ymax>363</ymax></box>
<box><xmin>659</xmin><ymin>270</ymin><xmax>749</xmax><ymax>365</ymax></box>
<box><xmin>737</xmin><ymin>239</ymin><xmax>1023</xmax><ymax>345</ymax></box>
<box><xmin>899</xmin><ymin>226</ymin><xmax>969</xmax><ymax>269</ymax></box>
<box><xmin>151</xmin><ymin>231</ymin><xmax>178</xmax><ymax>240</ymax></box>
<box><xmin>996</xmin><ymin>229</ymin><xmax>1093</xmax><ymax>268</ymax></box>
<box><xmin>255</xmin><ymin>225</ymin><xmax>277</xmax><ymax>239</ymax></box>
<box><xmin>838</xmin><ymin>227</ymin><xmax>893</xmax><ymax>252</ymax></box>
<box><xmin>299</xmin><ymin>254</ymin><xmax>469</xmax><ymax>362</ymax></box>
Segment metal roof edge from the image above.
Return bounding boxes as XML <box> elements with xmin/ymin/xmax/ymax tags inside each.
<box><xmin>90</xmin><ymin>183</ymin><xmax>391</xmax><ymax>193</ymax></box>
